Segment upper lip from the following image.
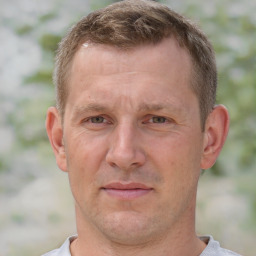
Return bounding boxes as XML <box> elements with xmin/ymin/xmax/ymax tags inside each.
<box><xmin>103</xmin><ymin>182</ymin><xmax>152</xmax><ymax>190</ymax></box>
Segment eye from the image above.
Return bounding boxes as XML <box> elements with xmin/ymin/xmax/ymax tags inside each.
<box><xmin>82</xmin><ymin>115</ymin><xmax>110</xmax><ymax>125</ymax></box>
<box><xmin>142</xmin><ymin>115</ymin><xmax>175</xmax><ymax>127</ymax></box>
<box><xmin>151</xmin><ymin>116</ymin><xmax>167</xmax><ymax>123</ymax></box>
<box><xmin>90</xmin><ymin>116</ymin><xmax>105</xmax><ymax>123</ymax></box>
<box><xmin>81</xmin><ymin>115</ymin><xmax>112</xmax><ymax>130</ymax></box>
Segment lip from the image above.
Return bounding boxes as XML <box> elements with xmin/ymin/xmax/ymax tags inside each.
<box><xmin>102</xmin><ymin>182</ymin><xmax>153</xmax><ymax>200</ymax></box>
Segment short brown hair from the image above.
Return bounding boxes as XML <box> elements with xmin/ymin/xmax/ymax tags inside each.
<box><xmin>54</xmin><ymin>0</ymin><xmax>217</xmax><ymax>129</ymax></box>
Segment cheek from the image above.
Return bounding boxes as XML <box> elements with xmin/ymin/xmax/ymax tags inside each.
<box><xmin>151</xmin><ymin>137</ymin><xmax>201</xmax><ymax>213</ymax></box>
<box><xmin>66</xmin><ymin>130</ymin><xmax>107</xmax><ymax>166</ymax></box>
<box><xmin>65</xmin><ymin>134</ymin><xmax>107</xmax><ymax>196</ymax></box>
<box><xmin>147</xmin><ymin>134</ymin><xmax>202</xmax><ymax>186</ymax></box>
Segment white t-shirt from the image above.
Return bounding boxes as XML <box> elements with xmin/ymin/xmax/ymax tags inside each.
<box><xmin>42</xmin><ymin>235</ymin><xmax>242</xmax><ymax>256</ymax></box>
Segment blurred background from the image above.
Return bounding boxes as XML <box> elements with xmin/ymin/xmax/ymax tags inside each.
<box><xmin>0</xmin><ymin>0</ymin><xmax>255</xmax><ymax>255</ymax></box>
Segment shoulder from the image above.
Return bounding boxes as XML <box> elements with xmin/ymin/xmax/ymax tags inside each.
<box><xmin>199</xmin><ymin>236</ymin><xmax>242</xmax><ymax>256</ymax></box>
<box><xmin>41</xmin><ymin>236</ymin><xmax>77</xmax><ymax>256</ymax></box>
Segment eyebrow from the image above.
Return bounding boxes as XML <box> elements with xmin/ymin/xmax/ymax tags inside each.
<box><xmin>137</xmin><ymin>102</ymin><xmax>182</xmax><ymax>115</ymax></box>
<box><xmin>138</xmin><ymin>103</ymin><xmax>167</xmax><ymax>112</ymax></box>
<box><xmin>72</xmin><ymin>103</ymin><xmax>110</xmax><ymax>118</ymax></box>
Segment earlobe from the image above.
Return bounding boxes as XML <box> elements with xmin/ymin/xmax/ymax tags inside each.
<box><xmin>200</xmin><ymin>105</ymin><xmax>229</xmax><ymax>170</ymax></box>
<box><xmin>45</xmin><ymin>107</ymin><xmax>67</xmax><ymax>172</ymax></box>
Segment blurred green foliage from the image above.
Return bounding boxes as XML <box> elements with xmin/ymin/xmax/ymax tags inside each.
<box><xmin>39</xmin><ymin>12</ymin><xmax>56</xmax><ymax>23</ymax></box>
<box><xmin>24</xmin><ymin>70</ymin><xmax>52</xmax><ymax>84</ymax></box>
<box><xmin>39</xmin><ymin>34</ymin><xmax>61</xmax><ymax>52</ymax></box>
<box><xmin>16</xmin><ymin>25</ymin><xmax>33</xmax><ymax>35</ymax></box>
<box><xmin>11</xmin><ymin>213</ymin><xmax>26</xmax><ymax>225</ymax></box>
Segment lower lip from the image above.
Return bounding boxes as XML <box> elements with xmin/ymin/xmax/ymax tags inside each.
<box><xmin>103</xmin><ymin>188</ymin><xmax>152</xmax><ymax>200</ymax></box>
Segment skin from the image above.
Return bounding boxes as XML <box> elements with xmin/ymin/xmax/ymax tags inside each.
<box><xmin>46</xmin><ymin>37</ymin><xmax>229</xmax><ymax>256</ymax></box>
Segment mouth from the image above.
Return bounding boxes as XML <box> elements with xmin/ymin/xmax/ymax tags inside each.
<box><xmin>102</xmin><ymin>182</ymin><xmax>153</xmax><ymax>200</ymax></box>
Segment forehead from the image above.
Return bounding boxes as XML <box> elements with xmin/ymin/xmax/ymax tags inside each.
<box><xmin>72</xmin><ymin>38</ymin><xmax>192</xmax><ymax>77</ymax></box>
<box><xmin>66</xmin><ymin>38</ymin><xmax>195</xmax><ymax>114</ymax></box>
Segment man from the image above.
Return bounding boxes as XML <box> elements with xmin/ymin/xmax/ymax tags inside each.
<box><xmin>44</xmin><ymin>0</ymin><xmax>240</xmax><ymax>255</ymax></box>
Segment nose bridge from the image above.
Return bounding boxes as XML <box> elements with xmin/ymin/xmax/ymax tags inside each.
<box><xmin>115</xmin><ymin>121</ymin><xmax>134</xmax><ymax>151</ymax></box>
<box><xmin>106</xmin><ymin>120</ymin><xmax>145</xmax><ymax>169</ymax></box>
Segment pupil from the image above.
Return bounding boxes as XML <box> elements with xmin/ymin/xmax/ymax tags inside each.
<box><xmin>93</xmin><ymin>117</ymin><xmax>103</xmax><ymax>123</ymax></box>
<box><xmin>153</xmin><ymin>117</ymin><xmax>165</xmax><ymax>123</ymax></box>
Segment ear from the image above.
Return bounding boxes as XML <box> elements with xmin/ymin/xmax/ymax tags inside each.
<box><xmin>45</xmin><ymin>107</ymin><xmax>67</xmax><ymax>172</ymax></box>
<box><xmin>200</xmin><ymin>105</ymin><xmax>229</xmax><ymax>170</ymax></box>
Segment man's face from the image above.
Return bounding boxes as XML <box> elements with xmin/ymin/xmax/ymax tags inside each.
<box><xmin>56</xmin><ymin>38</ymin><xmax>207</xmax><ymax>243</ymax></box>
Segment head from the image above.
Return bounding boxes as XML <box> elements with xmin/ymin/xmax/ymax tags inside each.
<box><xmin>54</xmin><ymin>0</ymin><xmax>217</xmax><ymax>130</ymax></box>
<box><xmin>46</xmin><ymin>0</ymin><xmax>229</xmax><ymax>252</ymax></box>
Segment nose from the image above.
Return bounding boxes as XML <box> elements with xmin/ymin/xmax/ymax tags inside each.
<box><xmin>106</xmin><ymin>122</ymin><xmax>146</xmax><ymax>171</ymax></box>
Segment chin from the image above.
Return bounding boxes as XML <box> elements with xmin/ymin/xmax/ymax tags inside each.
<box><xmin>97</xmin><ymin>211</ymin><xmax>160</xmax><ymax>245</ymax></box>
